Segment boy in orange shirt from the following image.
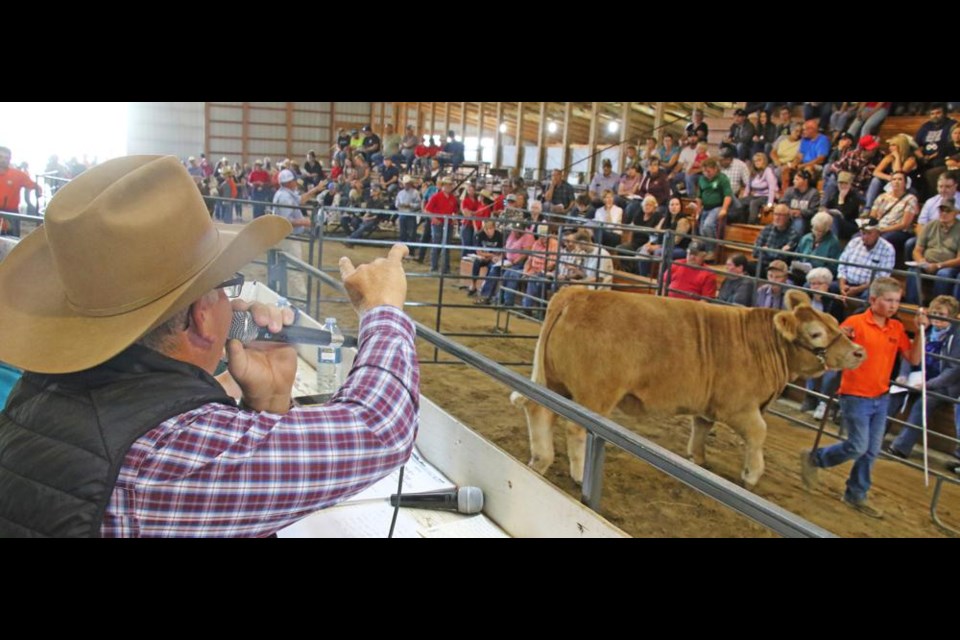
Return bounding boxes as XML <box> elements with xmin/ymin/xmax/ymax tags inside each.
<box><xmin>801</xmin><ymin>277</ymin><xmax>926</xmax><ymax>518</ymax></box>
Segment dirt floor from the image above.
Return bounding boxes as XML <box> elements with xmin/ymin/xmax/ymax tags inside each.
<box><xmin>246</xmin><ymin>228</ymin><xmax>960</xmax><ymax>538</ymax></box>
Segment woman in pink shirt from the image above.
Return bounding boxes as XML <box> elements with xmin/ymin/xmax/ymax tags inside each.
<box><xmin>475</xmin><ymin>224</ymin><xmax>535</xmax><ymax>306</ymax></box>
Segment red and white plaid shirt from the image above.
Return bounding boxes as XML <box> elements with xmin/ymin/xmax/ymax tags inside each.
<box><xmin>101</xmin><ymin>306</ymin><xmax>419</xmax><ymax>537</ymax></box>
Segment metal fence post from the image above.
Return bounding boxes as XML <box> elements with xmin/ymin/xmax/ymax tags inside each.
<box><xmin>581</xmin><ymin>432</ymin><xmax>607</xmax><ymax>510</ymax></box>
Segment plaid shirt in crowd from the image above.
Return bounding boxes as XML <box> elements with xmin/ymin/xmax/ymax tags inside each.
<box><xmin>101</xmin><ymin>306</ymin><xmax>419</xmax><ymax>537</ymax></box>
<box><xmin>837</xmin><ymin>236</ymin><xmax>896</xmax><ymax>285</ymax></box>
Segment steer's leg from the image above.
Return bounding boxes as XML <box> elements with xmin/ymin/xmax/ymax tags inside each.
<box><xmin>567</xmin><ymin>391</ymin><xmax>623</xmax><ymax>485</ymax></box>
<box><xmin>688</xmin><ymin>416</ymin><xmax>713</xmax><ymax>466</ymax></box>
<box><xmin>525</xmin><ymin>402</ymin><xmax>558</xmax><ymax>476</ymax></box>
<box><xmin>565</xmin><ymin>423</ymin><xmax>588</xmax><ymax>485</ymax></box>
<box><xmin>726</xmin><ymin>409</ymin><xmax>768</xmax><ymax>489</ymax></box>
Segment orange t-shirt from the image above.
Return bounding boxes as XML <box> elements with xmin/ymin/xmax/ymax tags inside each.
<box><xmin>838</xmin><ymin>308</ymin><xmax>912</xmax><ymax>398</ymax></box>
<box><xmin>0</xmin><ymin>167</ymin><xmax>37</xmax><ymax>212</ymax></box>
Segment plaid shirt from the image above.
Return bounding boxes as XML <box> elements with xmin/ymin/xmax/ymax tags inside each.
<box><xmin>837</xmin><ymin>236</ymin><xmax>896</xmax><ymax>285</ymax></box>
<box><xmin>721</xmin><ymin>159</ymin><xmax>751</xmax><ymax>196</ymax></box>
<box><xmin>101</xmin><ymin>306</ymin><xmax>419</xmax><ymax>537</ymax></box>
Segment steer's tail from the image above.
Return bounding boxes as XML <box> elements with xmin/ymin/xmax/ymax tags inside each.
<box><xmin>510</xmin><ymin>287</ymin><xmax>575</xmax><ymax>409</ymax></box>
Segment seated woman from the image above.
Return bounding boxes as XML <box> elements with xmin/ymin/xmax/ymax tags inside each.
<box><xmin>616</xmin><ymin>195</ymin><xmax>662</xmax><ymax>274</ymax></box>
<box><xmin>591</xmin><ymin>189</ymin><xmax>624</xmax><ymax>248</ymax></box>
<box><xmin>864</xmin><ymin>133</ymin><xmax>918</xmax><ymax>210</ymax></box>
<box><xmin>476</xmin><ymin>224</ymin><xmax>534</xmax><ymax>306</ymax></box>
<box><xmin>750</xmin><ymin>110</ymin><xmax>778</xmax><ymax>158</ymax></box>
<box><xmin>823</xmin><ymin>171</ymin><xmax>863</xmax><ymax>242</ymax></box>
<box><xmin>615</xmin><ymin>164</ymin><xmax>641</xmax><ymax>212</ymax></box>
<box><xmin>770</xmin><ymin>122</ymin><xmax>803</xmax><ymax>195</ymax></box>
<box><xmin>868</xmin><ymin>171</ymin><xmax>919</xmax><ymax>264</ymax></box>
<box><xmin>520</xmin><ymin>227</ymin><xmax>560</xmax><ymax>319</ymax></box>
<box><xmin>637</xmin><ymin>196</ymin><xmax>692</xmax><ymax>277</ymax></box>
<box><xmin>885</xmin><ymin>295</ymin><xmax>960</xmax><ymax>460</ymax></box>
<box><xmin>744</xmin><ymin>152</ymin><xmax>778</xmax><ymax>224</ymax></box>
<box><xmin>799</xmin><ymin>267</ymin><xmax>847</xmax><ymax>414</ymax></box>
<box><xmin>793</xmin><ymin>211</ymin><xmax>842</xmax><ymax>282</ymax></box>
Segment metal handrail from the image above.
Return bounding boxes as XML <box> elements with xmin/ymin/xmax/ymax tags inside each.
<box><xmin>278</xmin><ymin>249</ymin><xmax>836</xmax><ymax>538</ymax></box>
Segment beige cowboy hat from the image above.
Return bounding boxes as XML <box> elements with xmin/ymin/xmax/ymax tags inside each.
<box><xmin>0</xmin><ymin>155</ymin><xmax>292</xmax><ymax>374</ymax></box>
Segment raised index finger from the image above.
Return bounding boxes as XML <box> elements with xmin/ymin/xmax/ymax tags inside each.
<box><xmin>387</xmin><ymin>243</ymin><xmax>409</xmax><ymax>263</ymax></box>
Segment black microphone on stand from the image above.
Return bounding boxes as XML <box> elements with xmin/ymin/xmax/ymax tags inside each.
<box><xmin>228</xmin><ymin>311</ymin><xmax>358</xmax><ymax>347</ymax></box>
<box><xmin>389</xmin><ymin>487</ymin><xmax>484</xmax><ymax>515</ymax></box>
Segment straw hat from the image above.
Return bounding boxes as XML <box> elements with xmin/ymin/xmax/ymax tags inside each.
<box><xmin>0</xmin><ymin>155</ymin><xmax>291</xmax><ymax>373</ymax></box>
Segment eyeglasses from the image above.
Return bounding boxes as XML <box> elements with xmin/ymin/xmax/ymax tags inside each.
<box><xmin>216</xmin><ymin>272</ymin><xmax>245</xmax><ymax>298</ymax></box>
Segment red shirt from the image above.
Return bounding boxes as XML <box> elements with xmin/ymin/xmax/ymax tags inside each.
<box><xmin>330</xmin><ymin>166</ymin><xmax>343</xmax><ymax>180</ymax></box>
<box><xmin>415</xmin><ymin>144</ymin><xmax>429</xmax><ymax>158</ymax></box>
<box><xmin>425</xmin><ymin>191</ymin><xmax>459</xmax><ymax>224</ymax></box>
<box><xmin>472</xmin><ymin>203</ymin><xmax>494</xmax><ymax>230</ymax></box>
<box><xmin>493</xmin><ymin>194</ymin><xmax>506</xmax><ymax>212</ymax></box>
<box><xmin>838</xmin><ymin>309</ymin><xmax>911</xmax><ymax>398</ymax></box>
<box><xmin>427</xmin><ymin>145</ymin><xmax>441</xmax><ymax>157</ymax></box>
<box><xmin>0</xmin><ymin>167</ymin><xmax>37</xmax><ymax>212</ymax></box>
<box><xmin>247</xmin><ymin>169</ymin><xmax>270</xmax><ymax>187</ymax></box>
<box><xmin>667</xmin><ymin>259</ymin><xmax>717</xmax><ymax>301</ymax></box>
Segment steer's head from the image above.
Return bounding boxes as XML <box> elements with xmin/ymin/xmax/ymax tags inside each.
<box><xmin>775</xmin><ymin>290</ymin><xmax>866</xmax><ymax>377</ymax></box>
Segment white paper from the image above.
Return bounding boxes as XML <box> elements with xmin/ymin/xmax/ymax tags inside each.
<box><xmin>419</xmin><ymin>516</ymin><xmax>510</xmax><ymax>539</ymax></box>
<box><xmin>890</xmin><ymin>370</ymin><xmax>924</xmax><ymax>395</ymax></box>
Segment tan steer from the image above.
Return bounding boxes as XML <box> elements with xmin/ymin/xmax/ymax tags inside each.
<box><xmin>511</xmin><ymin>288</ymin><xmax>865</xmax><ymax>488</ymax></box>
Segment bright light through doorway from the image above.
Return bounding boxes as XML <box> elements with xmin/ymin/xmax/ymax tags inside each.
<box><xmin>0</xmin><ymin>102</ymin><xmax>128</xmax><ymax>177</ymax></box>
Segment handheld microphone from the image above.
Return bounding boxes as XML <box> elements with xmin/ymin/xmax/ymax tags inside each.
<box><xmin>228</xmin><ymin>311</ymin><xmax>358</xmax><ymax>347</ymax></box>
<box><xmin>389</xmin><ymin>487</ymin><xmax>484</xmax><ymax>515</ymax></box>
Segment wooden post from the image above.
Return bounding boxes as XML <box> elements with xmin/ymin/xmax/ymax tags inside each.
<box><xmin>561</xmin><ymin>100</ymin><xmax>572</xmax><ymax>178</ymax></box>
<box><xmin>619</xmin><ymin>101</ymin><xmax>630</xmax><ymax>173</ymax></box>
<box><xmin>460</xmin><ymin>101</ymin><xmax>467</xmax><ymax>138</ymax></box>
<box><xmin>477</xmin><ymin>102</ymin><xmax>486</xmax><ymax>163</ymax></box>
<box><xmin>379</xmin><ymin>101</ymin><xmax>386</xmax><ymax>132</ymax></box>
<box><xmin>494</xmin><ymin>102</ymin><xmax>503</xmax><ymax>169</ymax></box>
<box><xmin>430</xmin><ymin>102</ymin><xmax>436</xmax><ymax>138</ymax></box>
<box><xmin>241</xmin><ymin>102</ymin><xmax>249</xmax><ymax>165</ymax></box>
<box><xmin>536</xmin><ymin>101</ymin><xmax>547</xmax><ymax>179</ymax></box>
<box><xmin>653</xmin><ymin>101</ymin><xmax>665</xmax><ymax>140</ymax></box>
<box><xmin>516</xmin><ymin>102</ymin><xmax>525</xmax><ymax>174</ymax></box>
<box><xmin>587</xmin><ymin>101</ymin><xmax>598</xmax><ymax>179</ymax></box>
<box><xmin>443</xmin><ymin>102</ymin><xmax>451</xmax><ymax>138</ymax></box>
<box><xmin>286</xmin><ymin>102</ymin><xmax>294</xmax><ymax>161</ymax></box>
<box><xmin>204</xmin><ymin>102</ymin><xmax>210</xmax><ymax>159</ymax></box>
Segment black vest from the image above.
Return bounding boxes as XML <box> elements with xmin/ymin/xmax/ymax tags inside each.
<box><xmin>0</xmin><ymin>345</ymin><xmax>235</xmax><ymax>537</ymax></box>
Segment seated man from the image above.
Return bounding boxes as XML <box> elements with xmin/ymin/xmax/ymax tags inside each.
<box><xmin>718</xmin><ymin>147</ymin><xmax>751</xmax><ymax>222</ymax></box>
<box><xmin>588</xmin><ymin>158</ymin><xmax>620</xmax><ymax>208</ymax></box>
<box><xmin>753</xmin><ymin>203</ymin><xmax>801</xmax><ymax>275</ymax></box>
<box><xmin>0</xmin><ymin>155</ymin><xmax>418</xmax><ymax>537</ymax></box>
<box><xmin>780</xmin><ymin>169</ymin><xmax>821</xmax><ymax>236</ymax></box>
<box><xmin>436</xmin><ymin>130</ymin><xmax>465</xmax><ymax>172</ymax></box>
<box><xmin>717</xmin><ymin>253</ymin><xmax>754</xmax><ymax>306</ymax></box>
<box><xmin>905</xmin><ymin>197</ymin><xmax>960</xmax><ymax>304</ymax></box>
<box><xmin>666</xmin><ymin>241</ymin><xmax>717</xmax><ymax>301</ymax></box>
<box><xmin>797</xmin><ymin>119</ymin><xmax>831</xmax><ymax>180</ymax></box>
<box><xmin>695</xmin><ymin>158</ymin><xmax>734</xmax><ymax>256</ymax></box>
<box><xmin>476</xmin><ymin>223</ymin><xmax>534</xmax><ymax>306</ymax></box>
<box><xmin>543</xmin><ymin>169</ymin><xmax>576</xmax><ymax>214</ymax></box>
<box><xmin>754</xmin><ymin>259</ymin><xmax>789</xmax><ymax>309</ymax></box>
<box><xmin>574</xmin><ymin>230</ymin><xmax>614</xmax><ymax>290</ymax></box>
<box><xmin>833</xmin><ymin>218</ymin><xmax>896</xmax><ymax>303</ymax></box>
<box><xmin>520</xmin><ymin>227</ymin><xmax>560</xmax><ymax>318</ymax></box>
<box><xmin>467</xmin><ymin>219</ymin><xmax>504</xmax><ymax>297</ymax></box>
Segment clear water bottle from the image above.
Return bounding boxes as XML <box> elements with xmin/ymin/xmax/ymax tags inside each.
<box><xmin>316</xmin><ymin>317</ymin><xmax>344</xmax><ymax>397</ymax></box>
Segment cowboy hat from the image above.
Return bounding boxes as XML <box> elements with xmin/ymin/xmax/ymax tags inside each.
<box><xmin>0</xmin><ymin>155</ymin><xmax>291</xmax><ymax>373</ymax></box>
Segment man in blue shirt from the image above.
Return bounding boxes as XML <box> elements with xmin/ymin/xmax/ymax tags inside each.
<box><xmin>798</xmin><ymin>119</ymin><xmax>831</xmax><ymax>180</ymax></box>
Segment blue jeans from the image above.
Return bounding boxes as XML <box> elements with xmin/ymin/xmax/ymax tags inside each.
<box><xmin>864</xmin><ymin>177</ymin><xmax>886</xmax><ymax>210</ymax></box>
<box><xmin>904</xmin><ymin>265</ymin><xmax>960</xmax><ymax>304</ymax></box>
<box><xmin>398</xmin><ymin>211</ymin><xmax>418</xmax><ymax>244</ymax></box>
<box><xmin>698</xmin><ymin>207</ymin><xmax>723</xmax><ymax>251</ymax></box>
<box><xmin>349</xmin><ymin>218</ymin><xmax>379</xmax><ymax>240</ymax></box>
<box><xmin>499</xmin><ymin>266</ymin><xmax>525</xmax><ymax>306</ymax></box>
<box><xmin>522</xmin><ymin>273</ymin><xmax>550</xmax><ymax>311</ymax></box>
<box><xmin>430</xmin><ymin>223</ymin><xmax>451</xmax><ymax>272</ymax></box>
<box><xmin>890</xmin><ymin>390</ymin><xmax>954</xmax><ymax>457</ymax></box>
<box><xmin>460</xmin><ymin>222</ymin><xmax>475</xmax><ymax>256</ymax></box>
<box><xmin>846</xmin><ymin>108</ymin><xmax>889</xmax><ymax>138</ymax></box>
<box><xmin>251</xmin><ymin>188</ymin><xmax>272</xmax><ymax>218</ymax></box>
<box><xmin>480</xmin><ymin>264</ymin><xmax>503</xmax><ymax>299</ymax></box>
<box><xmin>811</xmin><ymin>394</ymin><xmax>890</xmax><ymax>502</ymax></box>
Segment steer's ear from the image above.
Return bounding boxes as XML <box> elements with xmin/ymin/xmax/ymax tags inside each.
<box><xmin>774</xmin><ymin>309</ymin><xmax>799</xmax><ymax>341</ymax></box>
<box><xmin>785</xmin><ymin>289</ymin><xmax>812</xmax><ymax>310</ymax></box>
